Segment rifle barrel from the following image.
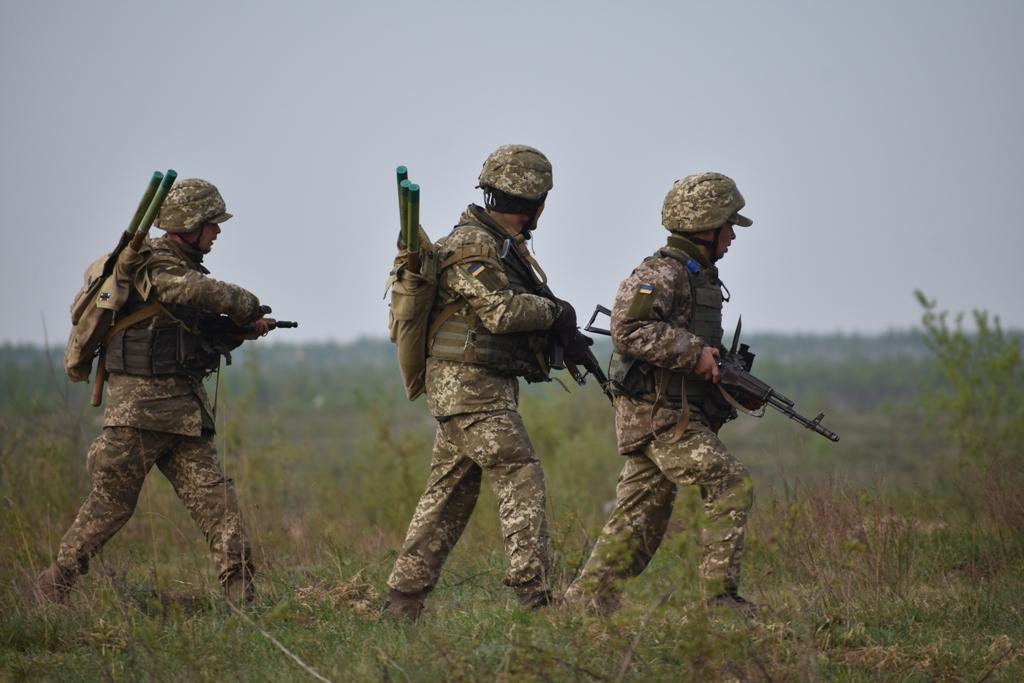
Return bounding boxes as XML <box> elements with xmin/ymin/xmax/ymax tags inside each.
<box><xmin>767</xmin><ymin>395</ymin><xmax>840</xmax><ymax>441</ymax></box>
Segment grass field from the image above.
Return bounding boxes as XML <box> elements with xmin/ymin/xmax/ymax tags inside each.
<box><xmin>1</xmin><ymin>321</ymin><xmax>1022</xmax><ymax>681</ymax></box>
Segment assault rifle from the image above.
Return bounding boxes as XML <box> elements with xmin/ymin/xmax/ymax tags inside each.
<box><xmin>196</xmin><ymin>305</ymin><xmax>298</xmax><ymax>339</ymax></box>
<box><xmin>498</xmin><ymin>239</ymin><xmax>612</xmax><ymax>401</ymax></box>
<box><xmin>716</xmin><ymin>318</ymin><xmax>839</xmax><ymax>442</ymax></box>
<box><xmin>584</xmin><ymin>306</ymin><xmax>840</xmax><ymax>441</ymax></box>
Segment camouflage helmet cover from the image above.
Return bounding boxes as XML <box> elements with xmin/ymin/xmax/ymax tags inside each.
<box><xmin>661</xmin><ymin>172</ymin><xmax>753</xmax><ymax>233</ymax></box>
<box><xmin>477</xmin><ymin>144</ymin><xmax>553</xmax><ymax>201</ymax></box>
<box><xmin>156</xmin><ymin>178</ymin><xmax>233</xmax><ymax>233</ymax></box>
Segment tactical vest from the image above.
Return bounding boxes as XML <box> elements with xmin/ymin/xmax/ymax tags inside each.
<box><xmin>427</xmin><ymin>228</ymin><xmax>550</xmax><ymax>382</ymax></box>
<box><xmin>609</xmin><ymin>245</ymin><xmax>733</xmax><ymax>421</ymax></box>
<box><xmin>103</xmin><ymin>250</ymin><xmax>226</xmax><ymax>380</ymax></box>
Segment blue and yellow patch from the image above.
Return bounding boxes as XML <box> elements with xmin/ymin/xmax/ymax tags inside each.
<box><xmin>467</xmin><ymin>261</ymin><xmax>502</xmax><ymax>290</ymax></box>
<box><xmin>627</xmin><ymin>283</ymin><xmax>657</xmax><ymax>318</ymax></box>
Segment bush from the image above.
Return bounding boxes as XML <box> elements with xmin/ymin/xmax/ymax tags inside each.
<box><xmin>916</xmin><ymin>291</ymin><xmax>1024</xmax><ymax>528</ymax></box>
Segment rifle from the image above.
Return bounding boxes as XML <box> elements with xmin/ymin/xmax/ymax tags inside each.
<box><xmin>584</xmin><ymin>306</ymin><xmax>839</xmax><ymax>441</ymax></box>
<box><xmin>91</xmin><ymin>170</ymin><xmax>178</xmax><ymax>406</ymax></box>
<box><xmin>196</xmin><ymin>305</ymin><xmax>298</xmax><ymax>338</ymax></box>
<box><xmin>716</xmin><ymin>318</ymin><xmax>839</xmax><ymax>442</ymax></box>
<box><xmin>498</xmin><ymin>238</ymin><xmax>612</xmax><ymax>401</ymax></box>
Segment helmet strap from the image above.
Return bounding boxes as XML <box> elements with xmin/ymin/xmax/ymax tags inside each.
<box><xmin>688</xmin><ymin>227</ymin><xmax>722</xmax><ymax>262</ymax></box>
<box><xmin>482</xmin><ymin>187</ymin><xmax>546</xmax><ymax>222</ymax></box>
<box><xmin>182</xmin><ymin>230</ymin><xmax>201</xmax><ymax>248</ymax></box>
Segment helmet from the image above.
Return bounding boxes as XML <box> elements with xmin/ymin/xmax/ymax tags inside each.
<box><xmin>156</xmin><ymin>178</ymin><xmax>233</xmax><ymax>233</ymax></box>
<box><xmin>661</xmin><ymin>172</ymin><xmax>752</xmax><ymax>233</ymax></box>
<box><xmin>477</xmin><ymin>144</ymin><xmax>553</xmax><ymax>200</ymax></box>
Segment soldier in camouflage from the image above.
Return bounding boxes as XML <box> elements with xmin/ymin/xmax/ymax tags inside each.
<box><xmin>564</xmin><ymin>172</ymin><xmax>758</xmax><ymax>614</ymax></box>
<box><xmin>36</xmin><ymin>179</ymin><xmax>275</xmax><ymax>604</ymax></box>
<box><xmin>383</xmin><ymin>145</ymin><xmax>578</xmax><ymax>620</ymax></box>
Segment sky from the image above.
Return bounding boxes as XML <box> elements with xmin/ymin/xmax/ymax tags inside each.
<box><xmin>2</xmin><ymin>0</ymin><xmax>1022</xmax><ymax>345</ymax></box>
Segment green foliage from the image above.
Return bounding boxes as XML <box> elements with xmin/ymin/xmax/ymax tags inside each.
<box><xmin>2</xmin><ymin>332</ymin><xmax>1023</xmax><ymax>681</ymax></box>
<box><xmin>916</xmin><ymin>291</ymin><xmax>1024</xmax><ymax>459</ymax></box>
<box><xmin>916</xmin><ymin>291</ymin><xmax>1024</xmax><ymax>528</ymax></box>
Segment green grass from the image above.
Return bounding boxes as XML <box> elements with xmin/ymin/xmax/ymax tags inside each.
<box><xmin>1</xmin><ymin>336</ymin><xmax>1022</xmax><ymax>681</ymax></box>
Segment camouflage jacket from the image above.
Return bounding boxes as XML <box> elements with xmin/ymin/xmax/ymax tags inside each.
<box><xmin>425</xmin><ymin>205</ymin><xmax>557</xmax><ymax>417</ymax></box>
<box><xmin>610</xmin><ymin>237</ymin><xmax>716</xmax><ymax>454</ymax></box>
<box><xmin>103</xmin><ymin>237</ymin><xmax>261</xmax><ymax>436</ymax></box>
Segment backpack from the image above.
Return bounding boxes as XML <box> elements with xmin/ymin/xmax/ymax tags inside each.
<box><xmin>64</xmin><ymin>237</ymin><xmax>153</xmax><ymax>383</ymax></box>
<box><xmin>386</xmin><ymin>226</ymin><xmax>439</xmax><ymax>400</ymax></box>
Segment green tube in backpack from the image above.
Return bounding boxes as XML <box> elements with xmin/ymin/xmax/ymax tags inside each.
<box><xmin>406</xmin><ymin>183</ymin><xmax>420</xmax><ymax>253</ymax></box>
<box><xmin>128</xmin><ymin>172</ymin><xmax>163</xmax><ymax>235</ymax></box>
<box><xmin>130</xmin><ymin>170</ymin><xmax>177</xmax><ymax>250</ymax></box>
<box><xmin>397</xmin><ymin>166</ymin><xmax>409</xmax><ymax>246</ymax></box>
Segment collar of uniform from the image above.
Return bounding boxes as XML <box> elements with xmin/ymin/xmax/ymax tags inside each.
<box><xmin>151</xmin><ymin>236</ymin><xmax>210</xmax><ymax>274</ymax></box>
<box><xmin>665</xmin><ymin>234</ymin><xmax>712</xmax><ymax>270</ymax></box>
<box><xmin>465</xmin><ymin>204</ymin><xmax>517</xmax><ymax>244</ymax></box>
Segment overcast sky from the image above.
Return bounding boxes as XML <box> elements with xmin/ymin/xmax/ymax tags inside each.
<box><xmin>2</xmin><ymin>1</ymin><xmax>1022</xmax><ymax>346</ymax></box>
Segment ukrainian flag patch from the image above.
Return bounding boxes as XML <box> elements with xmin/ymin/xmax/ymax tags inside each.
<box><xmin>467</xmin><ymin>261</ymin><xmax>502</xmax><ymax>290</ymax></box>
<box><xmin>627</xmin><ymin>283</ymin><xmax>657</xmax><ymax>318</ymax></box>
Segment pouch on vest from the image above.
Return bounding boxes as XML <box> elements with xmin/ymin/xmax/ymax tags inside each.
<box><xmin>386</xmin><ymin>226</ymin><xmax>437</xmax><ymax>400</ymax></box>
<box><xmin>64</xmin><ymin>239</ymin><xmax>152</xmax><ymax>383</ymax></box>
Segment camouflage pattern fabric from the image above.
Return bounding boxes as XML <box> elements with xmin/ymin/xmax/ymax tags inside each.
<box><xmin>103</xmin><ymin>237</ymin><xmax>260</xmax><ymax>436</ymax></box>
<box><xmin>145</xmin><ymin>237</ymin><xmax>261</xmax><ymax>325</ymax></box>
<box><xmin>155</xmin><ymin>178</ymin><xmax>233</xmax><ymax>233</ymax></box>
<box><xmin>564</xmin><ymin>414</ymin><xmax>753</xmax><ymax>609</ymax></box>
<box><xmin>610</xmin><ymin>248</ymin><xmax>708</xmax><ymax>453</ymax></box>
<box><xmin>565</xmin><ymin>223</ymin><xmax>755</xmax><ymax>608</ymax></box>
<box><xmin>387</xmin><ymin>410</ymin><xmax>552</xmax><ymax>604</ymax></box>
<box><xmin>55</xmin><ymin>426</ymin><xmax>253</xmax><ymax>585</ymax></box>
<box><xmin>49</xmin><ymin>232</ymin><xmax>258</xmax><ymax>587</ymax></box>
<box><xmin>477</xmin><ymin>145</ymin><xmax>553</xmax><ymax>200</ymax></box>
<box><xmin>388</xmin><ymin>203</ymin><xmax>559</xmax><ymax>607</ymax></box>
<box><xmin>425</xmin><ymin>207</ymin><xmax>556</xmax><ymax>418</ymax></box>
<box><xmin>661</xmin><ymin>172</ymin><xmax>752</xmax><ymax>233</ymax></box>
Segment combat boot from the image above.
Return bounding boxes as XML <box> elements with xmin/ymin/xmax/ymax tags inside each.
<box><xmin>224</xmin><ymin>573</ymin><xmax>256</xmax><ymax>605</ymax></box>
<box><xmin>707</xmin><ymin>590</ymin><xmax>758</xmax><ymax>616</ymax></box>
<box><xmin>511</xmin><ymin>578</ymin><xmax>554</xmax><ymax>610</ymax></box>
<box><xmin>381</xmin><ymin>588</ymin><xmax>427</xmax><ymax>623</ymax></box>
<box><xmin>562</xmin><ymin>576</ymin><xmax>622</xmax><ymax>616</ymax></box>
<box><xmin>35</xmin><ymin>562</ymin><xmax>77</xmax><ymax>604</ymax></box>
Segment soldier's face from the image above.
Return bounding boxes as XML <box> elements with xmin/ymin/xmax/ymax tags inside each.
<box><xmin>715</xmin><ymin>223</ymin><xmax>737</xmax><ymax>260</ymax></box>
<box><xmin>197</xmin><ymin>223</ymin><xmax>221</xmax><ymax>253</ymax></box>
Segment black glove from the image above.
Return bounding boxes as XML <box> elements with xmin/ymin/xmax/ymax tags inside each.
<box><xmin>551</xmin><ymin>298</ymin><xmax>578</xmax><ymax>342</ymax></box>
<box><xmin>563</xmin><ymin>329</ymin><xmax>595</xmax><ymax>364</ymax></box>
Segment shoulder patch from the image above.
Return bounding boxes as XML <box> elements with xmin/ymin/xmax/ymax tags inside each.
<box><xmin>466</xmin><ymin>261</ymin><xmax>503</xmax><ymax>291</ymax></box>
<box><xmin>627</xmin><ymin>282</ymin><xmax>657</xmax><ymax>319</ymax></box>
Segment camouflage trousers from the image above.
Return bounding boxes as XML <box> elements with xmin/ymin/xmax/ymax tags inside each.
<box><xmin>56</xmin><ymin>426</ymin><xmax>253</xmax><ymax>585</ymax></box>
<box><xmin>387</xmin><ymin>410</ymin><xmax>552</xmax><ymax>604</ymax></box>
<box><xmin>565</xmin><ymin>417</ymin><xmax>753</xmax><ymax>609</ymax></box>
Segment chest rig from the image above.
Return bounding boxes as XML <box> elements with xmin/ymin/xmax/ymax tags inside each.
<box><xmin>609</xmin><ymin>240</ymin><xmax>734</xmax><ymax>423</ymax></box>
<box><xmin>427</xmin><ymin>225</ymin><xmax>550</xmax><ymax>382</ymax></box>
<box><xmin>103</xmin><ymin>250</ymin><xmax>228</xmax><ymax>380</ymax></box>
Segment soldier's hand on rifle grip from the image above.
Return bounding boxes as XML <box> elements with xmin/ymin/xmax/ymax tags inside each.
<box><xmin>551</xmin><ymin>298</ymin><xmax>578</xmax><ymax>343</ymax></box>
<box><xmin>241</xmin><ymin>318</ymin><xmax>276</xmax><ymax>340</ymax></box>
<box><xmin>694</xmin><ymin>346</ymin><xmax>720</xmax><ymax>383</ymax></box>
